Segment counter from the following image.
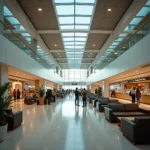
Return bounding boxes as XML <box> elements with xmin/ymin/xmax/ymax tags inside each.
<box><xmin>115</xmin><ymin>93</ymin><xmax>150</xmax><ymax>105</ymax></box>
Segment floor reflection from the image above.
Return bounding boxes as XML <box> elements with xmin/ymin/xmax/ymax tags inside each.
<box><xmin>0</xmin><ymin>95</ymin><xmax>150</xmax><ymax>150</ymax></box>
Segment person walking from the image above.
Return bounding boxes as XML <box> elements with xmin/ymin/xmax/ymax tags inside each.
<box><xmin>129</xmin><ymin>87</ymin><xmax>136</xmax><ymax>103</ymax></box>
<box><xmin>136</xmin><ymin>88</ymin><xmax>141</xmax><ymax>105</ymax></box>
<box><xmin>13</xmin><ymin>89</ymin><xmax>17</xmax><ymax>101</ymax></box>
<box><xmin>52</xmin><ymin>89</ymin><xmax>56</xmax><ymax>102</ymax></box>
<box><xmin>75</xmin><ymin>88</ymin><xmax>80</xmax><ymax>106</ymax></box>
<box><xmin>48</xmin><ymin>89</ymin><xmax>52</xmax><ymax>105</ymax></box>
<box><xmin>17</xmin><ymin>89</ymin><xmax>21</xmax><ymax>101</ymax></box>
<box><xmin>95</xmin><ymin>88</ymin><xmax>98</xmax><ymax>95</ymax></box>
<box><xmin>82</xmin><ymin>88</ymin><xmax>87</xmax><ymax>107</ymax></box>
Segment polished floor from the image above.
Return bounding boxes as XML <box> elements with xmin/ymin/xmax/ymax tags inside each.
<box><xmin>0</xmin><ymin>95</ymin><xmax>150</xmax><ymax>150</ymax></box>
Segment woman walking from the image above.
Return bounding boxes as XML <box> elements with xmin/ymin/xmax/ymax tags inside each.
<box><xmin>136</xmin><ymin>88</ymin><xmax>141</xmax><ymax>105</ymax></box>
<box><xmin>13</xmin><ymin>89</ymin><xmax>17</xmax><ymax>101</ymax></box>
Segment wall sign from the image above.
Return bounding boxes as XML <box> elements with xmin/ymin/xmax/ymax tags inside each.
<box><xmin>72</xmin><ymin>83</ymin><xmax>77</xmax><ymax>85</ymax></box>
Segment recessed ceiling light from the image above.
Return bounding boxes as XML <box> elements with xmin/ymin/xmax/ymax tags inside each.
<box><xmin>114</xmin><ymin>52</ymin><xmax>118</xmax><ymax>55</ymax></box>
<box><xmin>108</xmin><ymin>8</ymin><xmax>112</xmax><ymax>12</ymax></box>
<box><xmin>38</xmin><ymin>8</ymin><xmax>42</xmax><ymax>11</ymax></box>
<box><xmin>90</xmin><ymin>53</ymin><xmax>92</xmax><ymax>54</ymax></box>
<box><xmin>123</xmin><ymin>47</ymin><xmax>126</xmax><ymax>49</ymax></box>
<box><xmin>93</xmin><ymin>44</ymin><xmax>95</xmax><ymax>47</ymax></box>
<box><xmin>58</xmin><ymin>53</ymin><xmax>60</xmax><ymax>54</ymax></box>
<box><xmin>54</xmin><ymin>44</ymin><xmax>57</xmax><ymax>47</ymax></box>
<box><xmin>88</xmin><ymin>56</ymin><xmax>91</xmax><ymax>57</ymax></box>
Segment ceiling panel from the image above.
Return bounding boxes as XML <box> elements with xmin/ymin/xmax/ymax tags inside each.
<box><xmin>56</xmin><ymin>58</ymin><xmax>68</xmax><ymax>63</ymax></box>
<box><xmin>52</xmin><ymin>52</ymin><xmax>66</xmax><ymax>58</ymax></box>
<box><xmin>82</xmin><ymin>58</ymin><xmax>93</xmax><ymax>63</ymax></box>
<box><xmin>91</xmin><ymin>0</ymin><xmax>134</xmax><ymax>29</ymax></box>
<box><xmin>41</xmin><ymin>34</ymin><xmax>64</xmax><ymax>50</ymax></box>
<box><xmin>83</xmin><ymin>52</ymin><xmax>97</xmax><ymax>58</ymax></box>
<box><xmin>17</xmin><ymin>0</ymin><xmax>59</xmax><ymax>29</ymax></box>
<box><xmin>85</xmin><ymin>34</ymin><xmax>109</xmax><ymax>50</ymax></box>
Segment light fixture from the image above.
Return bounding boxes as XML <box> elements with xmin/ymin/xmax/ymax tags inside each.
<box><xmin>38</xmin><ymin>8</ymin><xmax>42</xmax><ymax>11</ymax></box>
<box><xmin>114</xmin><ymin>52</ymin><xmax>118</xmax><ymax>55</ymax></box>
<box><xmin>123</xmin><ymin>47</ymin><xmax>126</xmax><ymax>49</ymax></box>
<box><xmin>93</xmin><ymin>44</ymin><xmax>95</xmax><ymax>47</ymax></box>
<box><xmin>59</xmin><ymin>56</ymin><xmax>61</xmax><ymax>57</ymax></box>
<box><xmin>88</xmin><ymin>56</ymin><xmax>91</xmax><ymax>57</ymax></box>
<box><xmin>54</xmin><ymin>44</ymin><xmax>57</xmax><ymax>47</ymax></box>
<box><xmin>108</xmin><ymin>8</ymin><xmax>112</xmax><ymax>12</ymax></box>
<box><xmin>58</xmin><ymin>53</ymin><xmax>60</xmax><ymax>54</ymax></box>
<box><xmin>90</xmin><ymin>53</ymin><xmax>92</xmax><ymax>54</ymax></box>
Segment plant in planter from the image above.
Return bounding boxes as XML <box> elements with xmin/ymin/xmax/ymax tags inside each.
<box><xmin>39</xmin><ymin>88</ymin><xmax>45</xmax><ymax>97</ymax></box>
<box><xmin>38</xmin><ymin>88</ymin><xmax>45</xmax><ymax>105</ymax></box>
<box><xmin>0</xmin><ymin>82</ymin><xmax>12</xmax><ymax>142</ymax></box>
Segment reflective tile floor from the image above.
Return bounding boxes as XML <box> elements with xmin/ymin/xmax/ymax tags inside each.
<box><xmin>0</xmin><ymin>95</ymin><xmax>150</xmax><ymax>150</ymax></box>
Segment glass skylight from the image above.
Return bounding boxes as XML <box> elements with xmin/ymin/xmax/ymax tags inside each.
<box><xmin>75</xmin><ymin>0</ymin><xmax>95</xmax><ymax>3</ymax></box>
<box><xmin>75</xmin><ymin>5</ymin><xmax>94</xmax><ymax>15</ymax></box>
<box><xmin>75</xmin><ymin>37</ymin><xmax>86</xmax><ymax>41</ymax></box>
<box><xmin>75</xmin><ymin>25</ymin><xmax>89</xmax><ymax>30</ymax></box>
<box><xmin>56</xmin><ymin>5</ymin><xmax>74</xmax><ymax>15</ymax></box>
<box><xmin>55</xmin><ymin>0</ymin><xmax>74</xmax><ymax>3</ymax></box>
<box><xmin>62</xmin><ymin>33</ymin><xmax>74</xmax><ymax>36</ymax></box>
<box><xmin>75</xmin><ymin>33</ymin><xmax>88</xmax><ymax>36</ymax></box>
<box><xmin>63</xmin><ymin>38</ymin><xmax>74</xmax><ymax>41</ymax></box>
<box><xmin>58</xmin><ymin>17</ymin><xmax>74</xmax><ymax>24</ymax></box>
<box><xmin>60</xmin><ymin>25</ymin><xmax>74</xmax><ymax>29</ymax></box>
<box><xmin>64</xmin><ymin>42</ymin><xmax>74</xmax><ymax>45</ymax></box>
<box><xmin>75</xmin><ymin>17</ymin><xmax>91</xmax><ymax>24</ymax></box>
<box><xmin>53</xmin><ymin>0</ymin><xmax>96</xmax><ymax>68</ymax></box>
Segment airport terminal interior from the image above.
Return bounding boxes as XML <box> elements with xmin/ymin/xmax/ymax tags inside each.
<box><xmin>0</xmin><ymin>0</ymin><xmax>150</xmax><ymax>150</ymax></box>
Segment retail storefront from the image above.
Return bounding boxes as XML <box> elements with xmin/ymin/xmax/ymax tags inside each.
<box><xmin>8</xmin><ymin>78</ymin><xmax>35</xmax><ymax>99</ymax></box>
<box><xmin>110</xmin><ymin>77</ymin><xmax>150</xmax><ymax>104</ymax></box>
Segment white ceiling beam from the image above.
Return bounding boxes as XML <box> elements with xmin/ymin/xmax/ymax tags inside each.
<box><xmin>4</xmin><ymin>0</ymin><xmax>59</xmax><ymax>67</ymax></box>
<box><xmin>38</xmin><ymin>29</ymin><xmax>113</xmax><ymax>34</ymax></box>
<box><xmin>56</xmin><ymin>58</ymin><xmax>93</xmax><ymax>60</ymax></box>
<box><xmin>3</xmin><ymin>29</ymin><xmax>139</xmax><ymax>35</ymax></box>
<box><xmin>59</xmin><ymin>63</ymin><xmax>91</xmax><ymax>64</ymax></box>
<box><xmin>50</xmin><ymin>50</ymin><xmax>99</xmax><ymax>53</ymax></box>
<box><xmin>90</xmin><ymin>0</ymin><xmax>148</xmax><ymax>68</ymax></box>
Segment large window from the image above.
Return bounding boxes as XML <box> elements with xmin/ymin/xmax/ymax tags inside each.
<box><xmin>62</xmin><ymin>69</ymin><xmax>87</xmax><ymax>82</ymax></box>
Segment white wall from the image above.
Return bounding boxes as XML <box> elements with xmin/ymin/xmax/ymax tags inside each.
<box><xmin>0</xmin><ymin>34</ymin><xmax>63</xmax><ymax>84</ymax></box>
<box><xmin>87</xmin><ymin>32</ymin><xmax>150</xmax><ymax>84</ymax></box>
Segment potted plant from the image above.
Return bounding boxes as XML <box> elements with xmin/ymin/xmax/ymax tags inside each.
<box><xmin>38</xmin><ymin>88</ymin><xmax>45</xmax><ymax>105</ymax></box>
<box><xmin>0</xmin><ymin>82</ymin><xmax>12</xmax><ymax>142</ymax></box>
<box><xmin>98</xmin><ymin>86</ymin><xmax>103</xmax><ymax>97</ymax></box>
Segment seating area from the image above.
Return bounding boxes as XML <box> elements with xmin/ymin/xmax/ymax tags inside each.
<box><xmin>88</xmin><ymin>93</ymin><xmax>150</xmax><ymax>144</ymax></box>
<box><xmin>5</xmin><ymin>109</ymin><xmax>23</xmax><ymax>130</ymax></box>
<box><xmin>24</xmin><ymin>96</ymin><xmax>37</xmax><ymax>105</ymax></box>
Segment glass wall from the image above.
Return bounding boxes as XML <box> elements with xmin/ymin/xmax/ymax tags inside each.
<box><xmin>62</xmin><ymin>69</ymin><xmax>87</xmax><ymax>82</ymax></box>
<box><xmin>62</xmin><ymin>85</ymin><xmax>87</xmax><ymax>90</ymax></box>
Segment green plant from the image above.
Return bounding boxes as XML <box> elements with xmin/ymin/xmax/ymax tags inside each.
<box><xmin>0</xmin><ymin>82</ymin><xmax>12</xmax><ymax>126</ymax></box>
<box><xmin>98</xmin><ymin>87</ymin><xmax>103</xmax><ymax>97</ymax></box>
<box><xmin>39</xmin><ymin>89</ymin><xmax>45</xmax><ymax>97</ymax></box>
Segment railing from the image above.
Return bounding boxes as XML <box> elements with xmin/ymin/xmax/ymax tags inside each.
<box><xmin>98</xmin><ymin>19</ymin><xmax>150</xmax><ymax>69</ymax></box>
<box><xmin>0</xmin><ymin>21</ymin><xmax>52</xmax><ymax>69</ymax></box>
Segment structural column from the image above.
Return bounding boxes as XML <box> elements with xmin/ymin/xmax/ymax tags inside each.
<box><xmin>0</xmin><ymin>64</ymin><xmax>8</xmax><ymax>97</ymax></box>
<box><xmin>102</xmin><ymin>79</ymin><xmax>110</xmax><ymax>97</ymax></box>
<box><xmin>31</xmin><ymin>39</ymin><xmax>37</xmax><ymax>59</ymax></box>
<box><xmin>0</xmin><ymin>0</ymin><xmax>4</xmax><ymax>33</ymax></box>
